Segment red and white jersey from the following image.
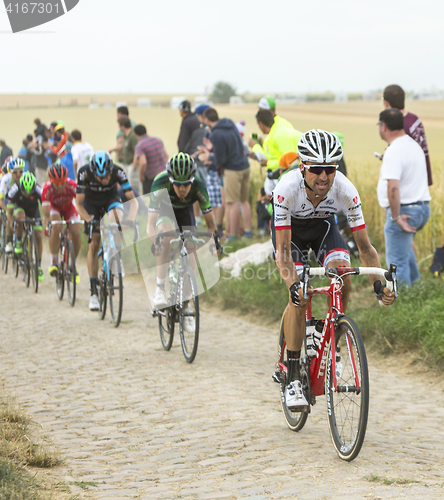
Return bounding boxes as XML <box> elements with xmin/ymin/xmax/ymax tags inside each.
<box><xmin>273</xmin><ymin>170</ymin><xmax>365</xmax><ymax>232</ymax></box>
<box><xmin>41</xmin><ymin>178</ymin><xmax>77</xmax><ymax>210</ymax></box>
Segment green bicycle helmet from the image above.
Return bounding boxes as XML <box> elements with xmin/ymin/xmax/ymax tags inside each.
<box><xmin>20</xmin><ymin>171</ymin><xmax>37</xmax><ymax>195</ymax></box>
<box><xmin>166</xmin><ymin>153</ymin><xmax>197</xmax><ymax>182</ymax></box>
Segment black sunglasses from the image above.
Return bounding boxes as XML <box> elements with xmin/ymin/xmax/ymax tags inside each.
<box><xmin>302</xmin><ymin>163</ymin><xmax>338</xmax><ymax>175</ymax></box>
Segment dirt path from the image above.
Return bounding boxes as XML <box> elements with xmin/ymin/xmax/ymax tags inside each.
<box><xmin>1</xmin><ymin>262</ymin><xmax>443</xmax><ymax>500</ymax></box>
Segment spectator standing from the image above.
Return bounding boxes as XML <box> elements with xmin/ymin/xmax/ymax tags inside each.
<box><xmin>0</xmin><ymin>140</ymin><xmax>13</xmax><ymax>165</ymax></box>
<box><xmin>202</xmin><ymin>108</ymin><xmax>252</xmax><ymax>240</ymax></box>
<box><xmin>383</xmin><ymin>84</ymin><xmax>433</xmax><ymax>186</ymax></box>
<box><xmin>258</xmin><ymin>96</ymin><xmax>293</xmax><ymax>129</ymax></box>
<box><xmin>71</xmin><ymin>129</ymin><xmax>94</xmax><ymax>175</ymax></box>
<box><xmin>109</xmin><ymin>106</ymin><xmax>137</xmax><ymax>163</ymax></box>
<box><xmin>177</xmin><ymin>100</ymin><xmax>201</xmax><ymax>155</ymax></box>
<box><xmin>377</xmin><ymin>108</ymin><xmax>431</xmax><ymax>287</ymax></box>
<box><xmin>18</xmin><ymin>135</ymin><xmax>35</xmax><ymax>172</ymax></box>
<box><xmin>118</xmin><ymin>117</ymin><xmax>138</xmax><ymax>180</ymax></box>
<box><xmin>253</xmin><ymin>110</ymin><xmax>301</xmax><ymax>172</ymax></box>
<box><xmin>30</xmin><ymin>126</ymin><xmax>50</xmax><ymax>186</ymax></box>
<box><xmin>134</xmin><ymin>124</ymin><xmax>168</xmax><ymax>195</ymax></box>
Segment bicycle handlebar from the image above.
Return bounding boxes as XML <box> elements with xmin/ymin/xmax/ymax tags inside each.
<box><xmin>87</xmin><ymin>219</ymin><xmax>139</xmax><ymax>244</ymax></box>
<box><xmin>300</xmin><ymin>264</ymin><xmax>399</xmax><ymax>300</ymax></box>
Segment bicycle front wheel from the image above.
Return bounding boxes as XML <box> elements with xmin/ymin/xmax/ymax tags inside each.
<box><xmin>56</xmin><ymin>242</ymin><xmax>65</xmax><ymax>301</ymax></box>
<box><xmin>277</xmin><ymin>310</ymin><xmax>309</xmax><ymax>432</ymax></box>
<box><xmin>108</xmin><ymin>253</ymin><xmax>123</xmax><ymax>327</ymax></box>
<box><xmin>159</xmin><ymin>307</ymin><xmax>175</xmax><ymax>351</ymax></box>
<box><xmin>22</xmin><ymin>236</ymin><xmax>31</xmax><ymax>288</ymax></box>
<box><xmin>65</xmin><ymin>239</ymin><xmax>76</xmax><ymax>307</ymax></box>
<box><xmin>326</xmin><ymin>316</ymin><xmax>369</xmax><ymax>461</ymax></box>
<box><xmin>178</xmin><ymin>266</ymin><xmax>199</xmax><ymax>363</ymax></box>
<box><xmin>28</xmin><ymin>232</ymin><xmax>39</xmax><ymax>293</ymax></box>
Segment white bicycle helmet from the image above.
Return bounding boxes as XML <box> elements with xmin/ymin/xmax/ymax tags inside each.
<box><xmin>297</xmin><ymin>129</ymin><xmax>343</xmax><ymax>163</ymax></box>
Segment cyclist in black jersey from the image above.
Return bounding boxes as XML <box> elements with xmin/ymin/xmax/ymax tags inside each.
<box><xmin>147</xmin><ymin>153</ymin><xmax>221</xmax><ymax>309</ymax></box>
<box><xmin>8</xmin><ymin>172</ymin><xmax>44</xmax><ymax>281</ymax></box>
<box><xmin>272</xmin><ymin>129</ymin><xmax>395</xmax><ymax>410</ymax></box>
<box><xmin>76</xmin><ymin>151</ymin><xmax>138</xmax><ymax>311</ymax></box>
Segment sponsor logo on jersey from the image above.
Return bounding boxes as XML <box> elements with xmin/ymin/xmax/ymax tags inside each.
<box><xmin>348</xmin><ymin>203</ymin><xmax>361</xmax><ymax>211</ymax></box>
<box><xmin>277</xmin><ymin>195</ymin><xmax>285</xmax><ymax>203</ymax></box>
<box><xmin>275</xmin><ymin>214</ymin><xmax>287</xmax><ymax>221</ymax></box>
<box><xmin>325</xmin><ymin>198</ymin><xmax>334</xmax><ymax>205</ymax></box>
<box><xmin>353</xmin><ymin>196</ymin><xmax>358</xmax><ymax>204</ymax></box>
<box><xmin>301</xmin><ymin>204</ymin><xmax>306</xmax><ymax>210</ymax></box>
<box><xmin>274</xmin><ymin>203</ymin><xmax>288</xmax><ymax>210</ymax></box>
<box><xmin>348</xmin><ymin>215</ymin><xmax>363</xmax><ymax>223</ymax></box>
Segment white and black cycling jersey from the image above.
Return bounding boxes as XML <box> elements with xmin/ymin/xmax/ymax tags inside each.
<box><xmin>272</xmin><ymin>169</ymin><xmax>366</xmax><ymax>232</ymax></box>
<box><xmin>0</xmin><ymin>173</ymin><xmax>15</xmax><ymax>199</ymax></box>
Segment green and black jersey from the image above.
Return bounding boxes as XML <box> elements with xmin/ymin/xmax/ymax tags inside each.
<box><xmin>149</xmin><ymin>171</ymin><xmax>212</xmax><ymax>215</ymax></box>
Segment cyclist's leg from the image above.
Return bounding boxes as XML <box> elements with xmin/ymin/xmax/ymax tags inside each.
<box><xmin>14</xmin><ymin>207</ymin><xmax>25</xmax><ymax>240</ymax></box>
<box><xmin>153</xmin><ymin>216</ymin><xmax>174</xmax><ymax>308</ymax></box>
<box><xmin>6</xmin><ymin>205</ymin><xmax>14</xmax><ymax>237</ymax></box>
<box><xmin>49</xmin><ymin>207</ymin><xmax>62</xmax><ymax>270</ymax></box>
<box><xmin>64</xmin><ymin>204</ymin><xmax>81</xmax><ymax>258</ymax></box>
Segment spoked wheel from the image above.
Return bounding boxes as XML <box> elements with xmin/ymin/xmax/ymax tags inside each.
<box><xmin>56</xmin><ymin>243</ymin><xmax>65</xmax><ymax>301</ymax></box>
<box><xmin>22</xmin><ymin>237</ymin><xmax>31</xmax><ymax>288</ymax></box>
<box><xmin>159</xmin><ymin>307</ymin><xmax>175</xmax><ymax>351</ymax></box>
<box><xmin>28</xmin><ymin>232</ymin><xmax>39</xmax><ymax>293</ymax></box>
<box><xmin>108</xmin><ymin>252</ymin><xmax>123</xmax><ymax>327</ymax></box>
<box><xmin>1</xmin><ymin>224</ymin><xmax>7</xmax><ymax>273</ymax></box>
<box><xmin>65</xmin><ymin>240</ymin><xmax>76</xmax><ymax>307</ymax></box>
<box><xmin>98</xmin><ymin>271</ymin><xmax>107</xmax><ymax>320</ymax></box>
<box><xmin>1</xmin><ymin>250</ymin><xmax>7</xmax><ymax>273</ymax></box>
<box><xmin>178</xmin><ymin>266</ymin><xmax>199</xmax><ymax>363</ymax></box>
<box><xmin>277</xmin><ymin>310</ymin><xmax>309</xmax><ymax>432</ymax></box>
<box><xmin>326</xmin><ymin>316</ymin><xmax>369</xmax><ymax>461</ymax></box>
<box><xmin>13</xmin><ymin>253</ymin><xmax>19</xmax><ymax>277</ymax></box>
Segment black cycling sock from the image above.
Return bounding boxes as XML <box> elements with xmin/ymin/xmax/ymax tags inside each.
<box><xmin>287</xmin><ymin>350</ymin><xmax>301</xmax><ymax>383</ymax></box>
<box><xmin>90</xmin><ymin>278</ymin><xmax>99</xmax><ymax>296</ymax></box>
<box><xmin>217</xmin><ymin>224</ymin><xmax>223</xmax><ymax>234</ymax></box>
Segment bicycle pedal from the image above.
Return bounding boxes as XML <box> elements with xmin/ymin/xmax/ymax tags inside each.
<box><xmin>272</xmin><ymin>370</ymin><xmax>281</xmax><ymax>384</ymax></box>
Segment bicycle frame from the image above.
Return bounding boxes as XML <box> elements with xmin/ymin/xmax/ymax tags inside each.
<box><xmin>277</xmin><ymin>265</ymin><xmax>398</xmax><ymax>397</ymax></box>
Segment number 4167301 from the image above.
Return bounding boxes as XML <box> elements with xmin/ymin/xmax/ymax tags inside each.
<box><xmin>5</xmin><ymin>3</ymin><xmax>59</xmax><ymax>14</ymax></box>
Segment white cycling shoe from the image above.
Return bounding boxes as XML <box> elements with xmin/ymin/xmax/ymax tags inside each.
<box><xmin>285</xmin><ymin>380</ymin><xmax>308</xmax><ymax>409</ymax></box>
<box><xmin>182</xmin><ymin>304</ymin><xmax>195</xmax><ymax>333</ymax></box>
<box><xmin>5</xmin><ymin>242</ymin><xmax>13</xmax><ymax>253</ymax></box>
<box><xmin>153</xmin><ymin>288</ymin><xmax>168</xmax><ymax>310</ymax></box>
<box><xmin>89</xmin><ymin>294</ymin><xmax>100</xmax><ymax>311</ymax></box>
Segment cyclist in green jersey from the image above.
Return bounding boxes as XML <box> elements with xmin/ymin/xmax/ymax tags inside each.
<box><xmin>147</xmin><ymin>153</ymin><xmax>221</xmax><ymax>309</ymax></box>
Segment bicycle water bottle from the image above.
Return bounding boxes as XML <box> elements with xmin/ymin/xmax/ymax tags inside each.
<box><xmin>306</xmin><ymin>319</ymin><xmax>317</xmax><ymax>357</ymax></box>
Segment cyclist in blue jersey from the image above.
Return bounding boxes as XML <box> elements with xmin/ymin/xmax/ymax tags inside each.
<box><xmin>76</xmin><ymin>151</ymin><xmax>138</xmax><ymax>311</ymax></box>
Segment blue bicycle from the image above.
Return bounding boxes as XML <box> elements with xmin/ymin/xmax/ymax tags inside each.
<box><xmin>89</xmin><ymin>219</ymin><xmax>138</xmax><ymax>327</ymax></box>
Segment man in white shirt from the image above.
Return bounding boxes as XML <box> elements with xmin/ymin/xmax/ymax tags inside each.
<box><xmin>71</xmin><ymin>130</ymin><xmax>94</xmax><ymax>175</ymax></box>
<box><xmin>377</xmin><ymin>108</ymin><xmax>431</xmax><ymax>287</ymax></box>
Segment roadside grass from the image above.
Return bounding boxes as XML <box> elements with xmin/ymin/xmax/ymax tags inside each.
<box><xmin>0</xmin><ymin>396</ymin><xmax>74</xmax><ymax>500</ymax></box>
<box><xmin>204</xmin><ymin>255</ymin><xmax>444</xmax><ymax>368</ymax></box>
<box><xmin>364</xmin><ymin>474</ymin><xmax>419</xmax><ymax>485</ymax></box>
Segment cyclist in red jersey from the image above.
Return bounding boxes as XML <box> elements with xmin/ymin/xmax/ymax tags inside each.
<box><xmin>42</xmin><ymin>164</ymin><xmax>81</xmax><ymax>279</ymax></box>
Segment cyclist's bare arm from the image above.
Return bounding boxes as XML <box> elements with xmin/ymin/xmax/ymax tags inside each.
<box><xmin>75</xmin><ymin>193</ymin><xmax>92</xmax><ymax>223</ymax></box>
<box><xmin>203</xmin><ymin>211</ymin><xmax>217</xmax><ymax>233</ymax></box>
<box><xmin>0</xmin><ymin>197</ymin><xmax>7</xmax><ymax>213</ymax></box>
<box><xmin>353</xmin><ymin>228</ymin><xmax>395</xmax><ymax>305</ymax></box>
<box><xmin>124</xmin><ymin>189</ymin><xmax>139</xmax><ymax>221</ymax></box>
<box><xmin>275</xmin><ymin>229</ymin><xmax>301</xmax><ymax>288</ymax></box>
<box><xmin>42</xmin><ymin>204</ymin><xmax>50</xmax><ymax>229</ymax></box>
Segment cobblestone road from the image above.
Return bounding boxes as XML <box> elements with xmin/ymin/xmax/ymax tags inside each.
<box><xmin>1</xmin><ymin>265</ymin><xmax>444</xmax><ymax>500</ymax></box>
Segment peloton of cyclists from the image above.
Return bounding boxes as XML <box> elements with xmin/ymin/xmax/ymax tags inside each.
<box><xmin>7</xmin><ymin>171</ymin><xmax>44</xmax><ymax>281</ymax></box>
<box><xmin>76</xmin><ymin>151</ymin><xmax>138</xmax><ymax>311</ymax></box>
<box><xmin>0</xmin><ymin>158</ymin><xmax>25</xmax><ymax>254</ymax></box>
<box><xmin>42</xmin><ymin>163</ymin><xmax>81</xmax><ymax>281</ymax></box>
<box><xmin>272</xmin><ymin>129</ymin><xmax>395</xmax><ymax>409</ymax></box>
<box><xmin>147</xmin><ymin>153</ymin><xmax>221</xmax><ymax>310</ymax></box>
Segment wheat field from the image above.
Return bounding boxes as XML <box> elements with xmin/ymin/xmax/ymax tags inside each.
<box><xmin>1</xmin><ymin>97</ymin><xmax>443</xmax><ymax>268</ymax></box>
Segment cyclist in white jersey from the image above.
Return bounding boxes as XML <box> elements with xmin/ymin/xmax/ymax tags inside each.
<box><xmin>272</xmin><ymin>129</ymin><xmax>395</xmax><ymax>409</ymax></box>
<box><xmin>0</xmin><ymin>158</ymin><xmax>25</xmax><ymax>253</ymax></box>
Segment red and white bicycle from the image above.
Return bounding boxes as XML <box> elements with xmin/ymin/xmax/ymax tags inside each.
<box><xmin>274</xmin><ymin>264</ymin><xmax>398</xmax><ymax>461</ymax></box>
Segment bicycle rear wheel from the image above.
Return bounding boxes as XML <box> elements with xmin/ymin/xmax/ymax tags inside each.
<box><xmin>98</xmin><ymin>270</ymin><xmax>107</xmax><ymax>320</ymax></box>
<box><xmin>65</xmin><ymin>239</ymin><xmax>76</xmax><ymax>307</ymax></box>
<box><xmin>178</xmin><ymin>266</ymin><xmax>199</xmax><ymax>363</ymax></box>
<box><xmin>326</xmin><ymin>316</ymin><xmax>369</xmax><ymax>461</ymax></box>
<box><xmin>13</xmin><ymin>253</ymin><xmax>19</xmax><ymax>277</ymax></box>
<box><xmin>28</xmin><ymin>232</ymin><xmax>39</xmax><ymax>293</ymax></box>
<box><xmin>108</xmin><ymin>251</ymin><xmax>123</xmax><ymax>327</ymax></box>
<box><xmin>56</xmin><ymin>242</ymin><xmax>65</xmax><ymax>301</ymax></box>
<box><xmin>277</xmin><ymin>310</ymin><xmax>309</xmax><ymax>432</ymax></box>
<box><xmin>1</xmin><ymin>222</ymin><xmax>7</xmax><ymax>273</ymax></box>
<box><xmin>159</xmin><ymin>307</ymin><xmax>175</xmax><ymax>350</ymax></box>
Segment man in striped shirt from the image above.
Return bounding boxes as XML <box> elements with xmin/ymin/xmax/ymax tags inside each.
<box><xmin>134</xmin><ymin>125</ymin><xmax>168</xmax><ymax>194</ymax></box>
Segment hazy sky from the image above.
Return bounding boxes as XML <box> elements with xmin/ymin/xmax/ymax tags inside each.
<box><xmin>0</xmin><ymin>0</ymin><xmax>443</xmax><ymax>95</ymax></box>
